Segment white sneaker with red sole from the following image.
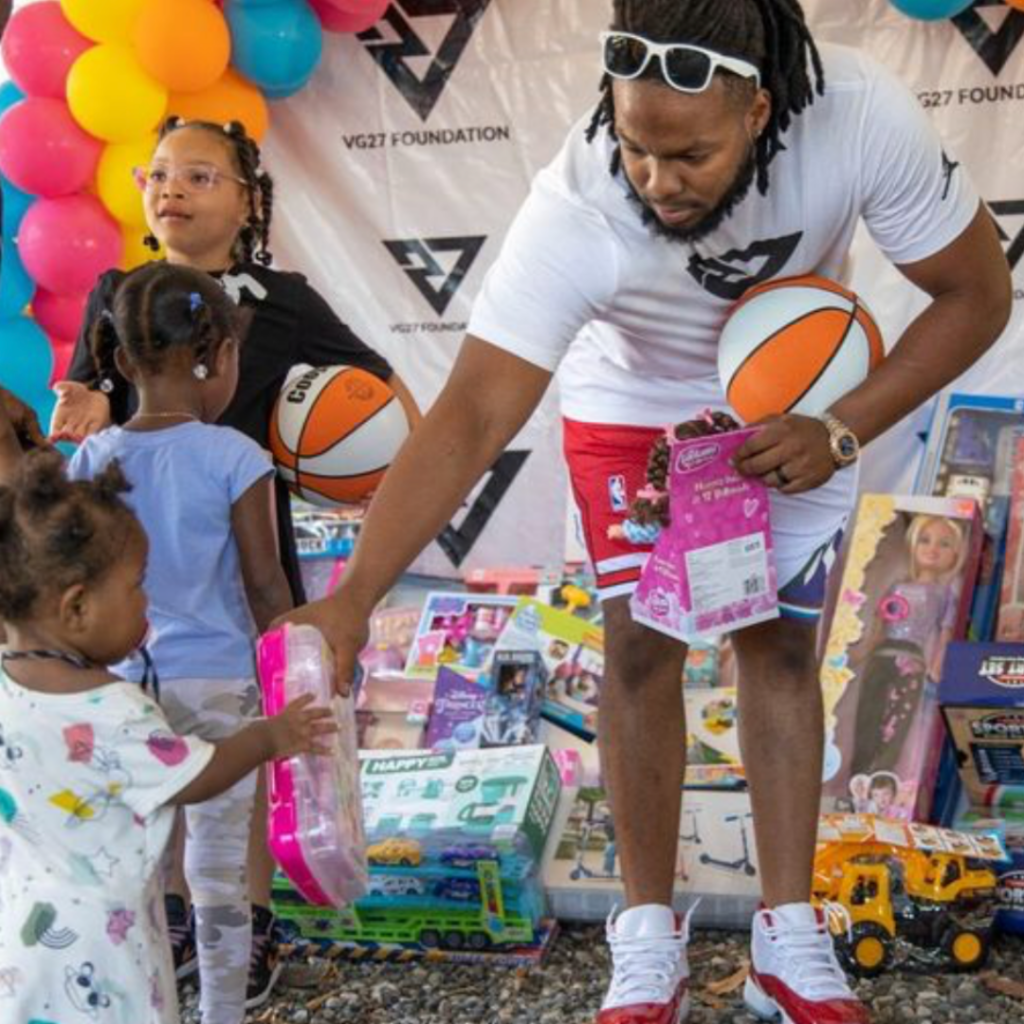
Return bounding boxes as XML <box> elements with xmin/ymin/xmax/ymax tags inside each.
<box><xmin>744</xmin><ymin>903</ymin><xmax>870</xmax><ymax>1024</ymax></box>
<box><xmin>595</xmin><ymin>904</ymin><xmax>691</xmax><ymax>1024</ymax></box>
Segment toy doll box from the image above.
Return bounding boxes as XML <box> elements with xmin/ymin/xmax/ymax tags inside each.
<box><xmin>404</xmin><ymin>592</ymin><xmax>519</xmax><ymax>680</ymax></box>
<box><xmin>819</xmin><ymin>494</ymin><xmax>983</xmax><ymax>821</ymax></box>
<box><xmin>359</xmin><ymin>744</ymin><xmax>562</xmax><ymax>862</ymax></box>
<box><xmin>940</xmin><ymin>641</ymin><xmax>1024</xmax><ymax>806</ymax></box>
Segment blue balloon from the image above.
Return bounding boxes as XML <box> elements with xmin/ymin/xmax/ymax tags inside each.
<box><xmin>0</xmin><ymin>81</ymin><xmax>25</xmax><ymax>121</ymax></box>
<box><xmin>0</xmin><ymin>242</ymin><xmax>34</xmax><ymax>319</ymax></box>
<box><xmin>0</xmin><ymin>317</ymin><xmax>53</xmax><ymax>399</ymax></box>
<box><xmin>226</xmin><ymin>0</ymin><xmax>323</xmax><ymax>99</ymax></box>
<box><xmin>889</xmin><ymin>0</ymin><xmax>973</xmax><ymax>19</ymax></box>
<box><xmin>2</xmin><ymin>178</ymin><xmax>35</xmax><ymax>243</ymax></box>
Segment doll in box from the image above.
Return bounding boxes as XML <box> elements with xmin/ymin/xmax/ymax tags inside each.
<box><xmin>848</xmin><ymin>514</ymin><xmax>968</xmax><ymax>777</ymax></box>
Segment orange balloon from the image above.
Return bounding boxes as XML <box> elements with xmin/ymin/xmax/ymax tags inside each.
<box><xmin>1007</xmin><ymin>0</ymin><xmax>1024</xmax><ymax>9</ymax></box>
<box><xmin>167</xmin><ymin>69</ymin><xmax>270</xmax><ymax>143</ymax></box>
<box><xmin>134</xmin><ymin>0</ymin><xmax>230</xmax><ymax>93</ymax></box>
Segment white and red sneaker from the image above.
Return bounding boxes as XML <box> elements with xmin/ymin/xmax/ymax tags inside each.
<box><xmin>596</xmin><ymin>904</ymin><xmax>690</xmax><ymax>1024</ymax></box>
<box><xmin>745</xmin><ymin>903</ymin><xmax>870</xmax><ymax>1024</ymax></box>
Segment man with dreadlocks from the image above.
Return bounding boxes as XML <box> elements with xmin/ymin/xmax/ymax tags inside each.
<box><xmin>288</xmin><ymin>2</ymin><xmax>1011</xmax><ymax>1022</ymax></box>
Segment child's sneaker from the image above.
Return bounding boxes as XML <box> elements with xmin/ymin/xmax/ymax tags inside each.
<box><xmin>744</xmin><ymin>903</ymin><xmax>870</xmax><ymax>1024</ymax></box>
<box><xmin>245</xmin><ymin>904</ymin><xmax>283</xmax><ymax>1010</ymax></box>
<box><xmin>165</xmin><ymin>894</ymin><xmax>198</xmax><ymax>981</ymax></box>
<box><xmin>596</xmin><ymin>904</ymin><xmax>690</xmax><ymax>1023</ymax></box>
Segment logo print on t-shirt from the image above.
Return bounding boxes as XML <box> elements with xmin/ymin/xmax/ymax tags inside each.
<box><xmin>687</xmin><ymin>232</ymin><xmax>803</xmax><ymax>301</ymax></box>
<box><xmin>988</xmin><ymin>198</ymin><xmax>1024</xmax><ymax>271</ymax></box>
<box><xmin>952</xmin><ymin>1</ymin><xmax>1024</xmax><ymax>77</ymax></box>
<box><xmin>941</xmin><ymin>151</ymin><xmax>959</xmax><ymax>201</ymax></box>
<box><xmin>358</xmin><ymin>1</ymin><xmax>495</xmax><ymax>122</ymax></box>
<box><xmin>384</xmin><ymin>235</ymin><xmax>486</xmax><ymax>316</ymax></box>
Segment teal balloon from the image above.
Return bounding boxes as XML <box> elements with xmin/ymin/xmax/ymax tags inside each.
<box><xmin>0</xmin><ymin>242</ymin><xmax>34</xmax><ymax>318</ymax></box>
<box><xmin>889</xmin><ymin>0</ymin><xmax>973</xmax><ymax>19</ymax></box>
<box><xmin>0</xmin><ymin>317</ymin><xmax>53</xmax><ymax>398</ymax></box>
<box><xmin>2</xmin><ymin>178</ymin><xmax>35</xmax><ymax>241</ymax></box>
<box><xmin>225</xmin><ymin>0</ymin><xmax>323</xmax><ymax>99</ymax></box>
<box><xmin>0</xmin><ymin>82</ymin><xmax>25</xmax><ymax>121</ymax></box>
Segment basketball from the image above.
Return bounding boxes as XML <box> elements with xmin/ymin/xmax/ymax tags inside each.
<box><xmin>717</xmin><ymin>275</ymin><xmax>884</xmax><ymax>424</ymax></box>
<box><xmin>269</xmin><ymin>365</ymin><xmax>410</xmax><ymax>508</ymax></box>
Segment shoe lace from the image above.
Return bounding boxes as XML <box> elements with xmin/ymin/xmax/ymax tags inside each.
<box><xmin>249</xmin><ymin>922</ymin><xmax>274</xmax><ymax>975</ymax></box>
<box><xmin>605</xmin><ymin>907</ymin><xmax>690</xmax><ymax>1005</ymax></box>
<box><xmin>762</xmin><ymin>904</ymin><xmax>854</xmax><ymax>1001</ymax></box>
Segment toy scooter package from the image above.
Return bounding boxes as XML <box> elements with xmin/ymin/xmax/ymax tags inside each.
<box><xmin>259</xmin><ymin>624</ymin><xmax>368</xmax><ymax>907</ymax></box>
<box><xmin>630</xmin><ymin>425</ymin><xmax>778</xmax><ymax>642</ymax></box>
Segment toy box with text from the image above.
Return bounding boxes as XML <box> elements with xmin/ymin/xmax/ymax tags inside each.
<box><xmin>940</xmin><ymin>641</ymin><xmax>1024</xmax><ymax>808</ymax></box>
<box><xmin>404</xmin><ymin>592</ymin><xmax>518</xmax><ymax>680</ymax></box>
<box><xmin>820</xmin><ymin>494</ymin><xmax>982</xmax><ymax>821</ymax></box>
<box><xmin>355</xmin><ymin>674</ymin><xmax>434</xmax><ymax>751</ymax></box>
<box><xmin>955</xmin><ymin>806</ymin><xmax>1024</xmax><ymax>936</ymax></box>
<box><xmin>493</xmin><ymin>598</ymin><xmax>604</xmax><ymax>741</ymax></box>
<box><xmin>997</xmin><ymin>435</ymin><xmax>1024</xmax><ymax>641</ymax></box>
<box><xmin>915</xmin><ymin>393</ymin><xmax>1024</xmax><ymax>639</ymax></box>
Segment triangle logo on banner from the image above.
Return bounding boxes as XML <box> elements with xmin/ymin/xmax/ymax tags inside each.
<box><xmin>988</xmin><ymin>199</ymin><xmax>1024</xmax><ymax>271</ymax></box>
<box><xmin>437</xmin><ymin>450</ymin><xmax>531</xmax><ymax>568</ymax></box>
<box><xmin>952</xmin><ymin>1</ymin><xmax>1024</xmax><ymax>77</ymax></box>
<box><xmin>383</xmin><ymin>235</ymin><xmax>487</xmax><ymax>316</ymax></box>
<box><xmin>359</xmin><ymin>1</ymin><xmax>495</xmax><ymax>122</ymax></box>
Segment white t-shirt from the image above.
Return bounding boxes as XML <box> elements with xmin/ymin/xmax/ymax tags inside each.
<box><xmin>469</xmin><ymin>44</ymin><xmax>979</xmax><ymax>427</ymax></box>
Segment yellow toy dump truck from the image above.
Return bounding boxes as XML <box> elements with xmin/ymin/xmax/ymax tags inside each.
<box><xmin>812</xmin><ymin>814</ymin><xmax>1003</xmax><ymax>976</ymax></box>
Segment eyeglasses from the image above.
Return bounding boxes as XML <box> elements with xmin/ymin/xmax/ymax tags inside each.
<box><xmin>132</xmin><ymin>163</ymin><xmax>249</xmax><ymax>194</ymax></box>
<box><xmin>600</xmin><ymin>31</ymin><xmax>761</xmax><ymax>94</ymax></box>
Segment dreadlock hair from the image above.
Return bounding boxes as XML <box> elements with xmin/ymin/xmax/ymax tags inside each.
<box><xmin>145</xmin><ymin>116</ymin><xmax>275</xmax><ymax>267</ymax></box>
<box><xmin>586</xmin><ymin>0</ymin><xmax>824</xmax><ymax>195</ymax></box>
<box><xmin>89</xmin><ymin>262</ymin><xmax>244</xmax><ymax>392</ymax></box>
<box><xmin>0</xmin><ymin>450</ymin><xmax>139</xmax><ymax>622</ymax></box>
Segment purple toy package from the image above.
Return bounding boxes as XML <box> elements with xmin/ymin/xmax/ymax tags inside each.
<box><xmin>631</xmin><ymin>427</ymin><xmax>779</xmax><ymax>643</ymax></box>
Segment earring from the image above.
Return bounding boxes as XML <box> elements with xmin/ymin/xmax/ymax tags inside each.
<box><xmin>193</xmin><ymin>364</ymin><xmax>209</xmax><ymax>381</ymax></box>
<box><xmin>143</xmin><ymin>234</ymin><xmax>160</xmax><ymax>252</ymax></box>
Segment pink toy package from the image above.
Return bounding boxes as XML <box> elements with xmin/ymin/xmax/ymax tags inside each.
<box><xmin>258</xmin><ymin>624</ymin><xmax>368</xmax><ymax>907</ymax></box>
<box><xmin>631</xmin><ymin>427</ymin><xmax>779</xmax><ymax>642</ymax></box>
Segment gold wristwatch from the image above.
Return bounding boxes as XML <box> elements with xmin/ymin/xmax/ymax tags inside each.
<box><xmin>820</xmin><ymin>412</ymin><xmax>860</xmax><ymax>468</ymax></box>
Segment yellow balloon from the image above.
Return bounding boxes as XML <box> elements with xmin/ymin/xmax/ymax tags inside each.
<box><xmin>120</xmin><ymin>225</ymin><xmax>162</xmax><ymax>271</ymax></box>
<box><xmin>97</xmin><ymin>135</ymin><xmax>156</xmax><ymax>228</ymax></box>
<box><xmin>67</xmin><ymin>45</ymin><xmax>168</xmax><ymax>144</ymax></box>
<box><xmin>61</xmin><ymin>0</ymin><xmax>147</xmax><ymax>45</ymax></box>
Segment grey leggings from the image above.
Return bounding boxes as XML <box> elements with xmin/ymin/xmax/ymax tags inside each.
<box><xmin>162</xmin><ymin>677</ymin><xmax>261</xmax><ymax>1024</ymax></box>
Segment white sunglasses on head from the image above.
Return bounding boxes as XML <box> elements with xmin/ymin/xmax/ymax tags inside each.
<box><xmin>601</xmin><ymin>31</ymin><xmax>761</xmax><ymax>93</ymax></box>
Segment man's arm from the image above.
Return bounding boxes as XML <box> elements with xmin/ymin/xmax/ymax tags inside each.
<box><xmin>736</xmin><ymin>206</ymin><xmax>1012</xmax><ymax>490</ymax></box>
<box><xmin>279</xmin><ymin>336</ymin><xmax>552</xmax><ymax>690</ymax></box>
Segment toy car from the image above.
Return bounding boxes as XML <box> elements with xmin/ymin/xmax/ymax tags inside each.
<box><xmin>813</xmin><ymin>838</ymin><xmax>997</xmax><ymax>975</ymax></box>
<box><xmin>367</xmin><ymin>875</ymin><xmax>426</xmax><ymax>897</ymax></box>
<box><xmin>438</xmin><ymin>843</ymin><xmax>499</xmax><ymax>869</ymax></box>
<box><xmin>433</xmin><ymin>877</ymin><xmax>481</xmax><ymax>902</ymax></box>
<box><xmin>366</xmin><ymin>838</ymin><xmax>423</xmax><ymax>868</ymax></box>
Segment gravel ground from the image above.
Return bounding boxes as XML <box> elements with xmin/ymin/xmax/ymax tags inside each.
<box><xmin>177</xmin><ymin>926</ymin><xmax>1024</xmax><ymax>1024</ymax></box>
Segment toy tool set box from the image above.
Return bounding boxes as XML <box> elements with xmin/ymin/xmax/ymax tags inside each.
<box><xmin>940</xmin><ymin>641</ymin><xmax>1024</xmax><ymax>808</ymax></box>
<box><xmin>819</xmin><ymin>494</ymin><xmax>983</xmax><ymax>821</ymax></box>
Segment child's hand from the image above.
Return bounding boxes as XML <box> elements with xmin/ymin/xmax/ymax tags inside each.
<box><xmin>268</xmin><ymin>693</ymin><xmax>338</xmax><ymax>759</ymax></box>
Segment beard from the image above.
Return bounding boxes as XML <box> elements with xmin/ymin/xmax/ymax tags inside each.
<box><xmin>623</xmin><ymin>144</ymin><xmax>757</xmax><ymax>245</ymax></box>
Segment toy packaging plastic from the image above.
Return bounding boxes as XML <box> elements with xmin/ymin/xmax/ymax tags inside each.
<box><xmin>492</xmin><ymin>598</ymin><xmax>604</xmax><ymax>740</ymax></box>
<box><xmin>820</xmin><ymin>495</ymin><xmax>983</xmax><ymax>821</ymax></box>
<box><xmin>940</xmin><ymin>641</ymin><xmax>1024</xmax><ymax>808</ymax></box>
<box><xmin>258</xmin><ymin>624</ymin><xmax>368</xmax><ymax>907</ymax></box>
<box><xmin>631</xmin><ymin>427</ymin><xmax>778</xmax><ymax>643</ymax></box>
<box><xmin>355</xmin><ymin>674</ymin><xmax>434</xmax><ymax>751</ymax></box>
<box><xmin>997</xmin><ymin>435</ymin><xmax>1024</xmax><ymax>641</ymax></box>
<box><xmin>405</xmin><ymin>592</ymin><xmax>518</xmax><ymax>679</ymax></box>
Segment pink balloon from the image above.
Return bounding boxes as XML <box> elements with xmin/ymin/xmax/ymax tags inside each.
<box><xmin>1</xmin><ymin>2</ymin><xmax>92</xmax><ymax>99</ymax></box>
<box><xmin>34</xmin><ymin>289</ymin><xmax>89</xmax><ymax>342</ymax></box>
<box><xmin>49</xmin><ymin>335</ymin><xmax>78</xmax><ymax>386</ymax></box>
<box><xmin>19</xmin><ymin>196</ymin><xmax>123</xmax><ymax>297</ymax></box>
<box><xmin>309</xmin><ymin>0</ymin><xmax>388</xmax><ymax>33</ymax></box>
<box><xmin>0</xmin><ymin>97</ymin><xmax>103</xmax><ymax>198</ymax></box>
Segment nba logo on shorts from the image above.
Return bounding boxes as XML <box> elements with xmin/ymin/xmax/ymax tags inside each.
<box><xmin>608</xmin><ymin>474</ymin><xmax>627</xmax><ymax>512</ymax></box>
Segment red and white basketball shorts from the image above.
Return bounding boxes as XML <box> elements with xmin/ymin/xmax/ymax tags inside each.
<box><xmin>563</xmin><ymin>418</ymin><xmax>856</xmax><ymax>621</ymax></box>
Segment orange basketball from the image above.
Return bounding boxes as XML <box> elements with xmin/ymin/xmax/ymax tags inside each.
<box><xmin>269</xmin><ymin>365</ymin><xmax>410</xmax><ymax>507</ymax></box>
<box><xmin>717</xmin><ymin>275</ymin><xmax>884</xmax><ymax>424</ymax></box>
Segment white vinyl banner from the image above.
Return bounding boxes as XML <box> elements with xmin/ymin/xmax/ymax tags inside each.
<box><xmin>263</xmin><ymin>0</ymin><xmax>1024</xmax><ymax>575</ymax></box>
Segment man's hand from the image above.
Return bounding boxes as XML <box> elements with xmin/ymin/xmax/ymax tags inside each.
<box><xmin>272</xmin><ymin>594</ymin><xmax>370</xmax><ymax>697</ymax></box>
<box><xmin>49</xmin><ymin>382</ymin><xmax>112</xmax><ymax>442</ymax></box>
<box><xmin>0</xmin><ymin>386</ymin><xmax>45</xmax><ymax>449</ymax></box>
<box><xmin>733</xmin><ymin>413</ymin><xmax>835</xmax><ymax>493</ymax></box>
